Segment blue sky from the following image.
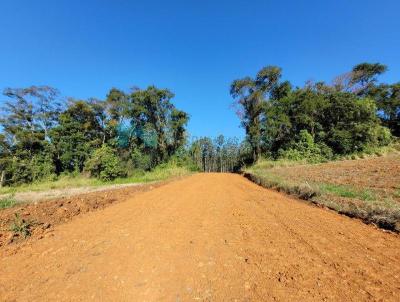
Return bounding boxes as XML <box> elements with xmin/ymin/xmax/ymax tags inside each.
<box><xmin>1</xmin><ymin>0</ymin><xmax>399</xmax><ymax>138</ymax></box>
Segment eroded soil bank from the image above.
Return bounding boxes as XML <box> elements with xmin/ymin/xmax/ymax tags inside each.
<box><xmin>0</xmin><ymin>181</ymin><xmax>172</xmax><ymax>248</ymax></box>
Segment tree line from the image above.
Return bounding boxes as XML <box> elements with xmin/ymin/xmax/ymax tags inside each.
<box><xmin>1</xmin><ymin>62</ymin><xmax>398</xmax><ymax>186</ymax></box>
<box><xmin>231</xmin><ymin>62</ymin><xmax>399</xmax><ymax>162</ymax></box>
<box><xmin>0</xmin><ymin>86</ymin><xmax>189</xmax><ymax>185</ymax></box>
<box><xmin>188</xmin><ymin>135</ymin><xmax>249</xmax><ymax>172</ymax></box>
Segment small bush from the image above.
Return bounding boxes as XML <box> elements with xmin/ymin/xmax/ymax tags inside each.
<box><xmin>30</xmin><ymin>153</ymin><xmax>57</xmax><ymax>182</ymax></box>
<box><xmin>130</xmin><ymin>149</ymin><xmax>153</xmax><ymax>171</ymax></box>
<box><xmin>371</xmin><ymin>126</ymin><xmax>392</xmax><ymax>147</ymax></box>
<box><xmin>278</xmin><ymin>130</ymin><xmax>333</xmax><ymax>163</ymax></box>
<box><xmin>5</xmin><ymin>151</ymin><xmax>57</xmax><ymax>186</ymax></box>
<box><xmin>293</xmin><ymin>182</ymin><xmax>320</xmax><ymax>200</ymax></box>
<box><xmin>84</xmin><ymin>145</ymin><xmax>125</xmax><ymax>181</ymax></box>
<box><xmin>10</xmin><ymin>213</ymin><xmax>35</xmax><ymax>238</ymax></box>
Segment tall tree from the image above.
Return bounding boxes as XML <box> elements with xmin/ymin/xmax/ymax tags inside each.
<box><xmin>0</xmin><ymin>86</ymin><xmax>62</xmax><ymax>184</ymax></box>
<box><xmin>50</xmin><ymin>100</ymin><xmax>103</xmax><ymax>172</ymax></box>
<box><xmin>370</xmin><ymin>83</ymin><xmax>400</xmax><ymax>136</ymax></box>
<box><xmin>2</xmin><ymin>86</ymin><xmax>63</xmax><ymax>140</ymax></box>
<box><xmin>130</xmin><ymin>86</ymin><xmax>184</xmax><ymax>164</ymax></box>
<box><xmin>230</xmin><ymin>66</ymin><xmax>282</xmax><ymax>161</ymax></box>
<box><xmin>169</xmin><ymin>109</ymin><xmax>189</xmax><ymax>156</ymax></box>
<box><xmin>350</xmin><ymin>63</ymin><xmax>388</xmax><ymax>96</ymax></box>
<box><xmin>189</xmin><ymin>136</ymin><xmax>243</xmax><ymax>172</ymax></box>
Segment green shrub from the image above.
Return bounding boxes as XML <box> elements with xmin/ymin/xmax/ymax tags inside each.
<box><xmin>5</xmin><ymin>152</ymin><xmax>56</xmax><ymax>185</ymax></box>
<box><xmin>168</xmin><ymin>147</ymin><xmax>200</xmax><ymax>171</ymax></box>
<box><xmin>10</xmin><ymin>213</ymin><xmax>35</xmax><ymax>238</ymax></box>
<box><xmin>278</xmin><ymin>130</ymin><xmax>333</xmax><ymax>163</ymax></box>
<box><xmin>130</xmin><ymin>149</ymin><xmax>153</xmax><ymax>171</ymax></box>
<box><xmin>322</xmin><ymin>97</ymin><xmax>391</xmax><ymax>154</ymax></box>
<box><xmin>84</xmin><ymin>145</ymin><xmax>125</xmax><ymax>181</ymax></box>
<box><xmin>370</xmin><ymin>126</ymin><xmax>392</xmax><ymax>147</ymax></box>
<box><xmin>327</xmin><ymin>128</ymin><xmax>354</xmax><ymax>154</ymax></box>
<box><xmin>31</xmin><ymin>153</ymin><xmax>57</xmax><ymax>181</ymax></box>
<box><xmin>8</xmin><ymin>158</ymin><xmax>33</xmax><ymax>185</ymax></box>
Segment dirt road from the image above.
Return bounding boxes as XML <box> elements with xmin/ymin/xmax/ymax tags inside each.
<box><xmin>1</xmin><ymin>174</ymin><xmax>400</xmax><ymax>301</ymax></box>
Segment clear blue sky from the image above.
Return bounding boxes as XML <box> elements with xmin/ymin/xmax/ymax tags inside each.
<box><xmin>1</xmin><ymin>0</ymin><xmax>399</xmax><ymax>138</ymax></box>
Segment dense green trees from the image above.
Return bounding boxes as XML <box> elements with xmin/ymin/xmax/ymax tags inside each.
<box><xmin>0</xmin><ymin>86</ymin><xmax>62</xmax><ymax>184</ymax></box>
<box><xmin>129</xmin><ymin>86</ymin><xmax>189</xmax><ymax>164</ymax></box>
<box><xmin>1</xmin><ymin>62</ymin><xmax>397</xmax><ymax>185</ymax></box>
<box><xmin>0</xmin><ymin>85</ymin><xmax>189</xmax><ymax>185</ymax></box>
<box><xmin>230</xmin><ymin>66</ymin><xmax>282</xmax><ymax>161</ymax></box>
<box><xmin>231</xmin><ymin>63</ymin><xmax>398</xmax><ymax>162</ymax></box>
<box><xmin>51</xmin><ymin>100</ymin><xmax>104</xmax><ymax>173</ymax></box>
<box><xmin>370</xmin><ymin>83</ymin><xmax>400</xmax><ymax>137</ymax></box>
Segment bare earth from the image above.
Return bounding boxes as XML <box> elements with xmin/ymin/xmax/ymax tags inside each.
<box><xmin>1</xmin><ymin>174</ymin><xmax>400</xmax><ymax>301</ymax></box>
<box><xmin>0</xmin><ymin>180</ymin><xmax>173</xmax><ymax>247</ymax></box>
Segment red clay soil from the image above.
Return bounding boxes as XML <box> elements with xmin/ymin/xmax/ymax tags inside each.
<box><xmin>0</xmin><ymin>181</ymin><xmax>171</xmax><ymax>248</ymax></box>
<box><xmin>1</xmin><ymin>174</ymin><xmax>400</xmax><ymax>301</ymax></box>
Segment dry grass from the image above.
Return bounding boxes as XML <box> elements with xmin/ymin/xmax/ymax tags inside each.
<box><xmin>0</xmin><ymin>164</ymin><xmax>192</xmax><ymax>208</ymax></box>
<box><xmin>244</xmin><ymin>153</ymin><xmax>400</xmax><ymax>232</ymax></box>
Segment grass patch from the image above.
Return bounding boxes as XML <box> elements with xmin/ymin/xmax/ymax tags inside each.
<box><xmin>0</xmin><ymin>196</ymin><xmax>19</xmax><ymax>209</ymax></box>
<box><xmin>0</xmin><ymin>176</ymin><xmax>99</xmax><ymax>195</ymax></box>
<box><xmin>249</xmin><ymin>158</ymin><xmax>307</xmax><ymax>170</ymax></box>
<box><xmin>394</xmin><ymin>188</ymin><xmax>400</xmax><ymax>199</ymax></box>
<box><xmin>319</xmin><ymin>184</ymin><xmax>376</xmax><ymax>201</ymax></box>
<box><xmin>320</xmin><ymin>183</ymin><xmax>358</xmax><ymax>198</ymax></box>
<box><xmin>0</xmin><ymin>164</ymin><xmax>192</xmax><ymax>195</ymax></box>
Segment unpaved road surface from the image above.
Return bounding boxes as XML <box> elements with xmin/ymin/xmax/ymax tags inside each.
<box><xmin>0</xmin><ymin>180</ymin><xmax>173</xmax><ymax>247</ymax></box>
<box><xmin>1</xmin><ymin>174</ymin><xmax>400</xmax><ymax>301</ymax></box>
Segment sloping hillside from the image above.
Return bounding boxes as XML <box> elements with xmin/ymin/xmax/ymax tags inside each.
<box><xmin>245</xmin><ymin>153</ymin><xmax>400</xmax><ymax>231</ymax></box>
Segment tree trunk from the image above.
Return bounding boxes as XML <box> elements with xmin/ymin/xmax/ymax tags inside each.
<box><xmin>0</xmin><ymin>170</ymin><xmax>5</xmax><ymax>187</ymax></box>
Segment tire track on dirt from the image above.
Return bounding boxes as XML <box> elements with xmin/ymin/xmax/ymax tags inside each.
<box><xmin>1</xmin><ymin>173</ymin><xmax>400</xmax><ymax>301</ymax></box>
